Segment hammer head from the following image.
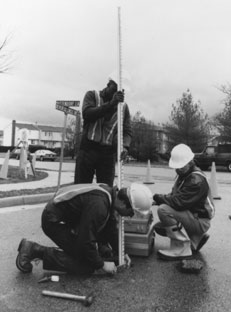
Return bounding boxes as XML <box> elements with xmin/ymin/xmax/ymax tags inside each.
<box><xmin>84</xmin><ymin>294</ymin><xmax>94</xmax><ymax>306</ymax></box>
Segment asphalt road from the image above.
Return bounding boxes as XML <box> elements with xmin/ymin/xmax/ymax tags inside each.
<box><xmin>0</xmin><ymin>164</ymin><xmax>231</xmax><ymax>312</ymax></box>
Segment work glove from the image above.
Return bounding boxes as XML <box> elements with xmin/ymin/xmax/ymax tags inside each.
<box><xmin>110</xmin><ymin>91</ymin><xmax>124</xmax><ymax>106</ymax></box>
<box><xmin>102</xmin><ymin>261</ymin><xmax>117</xmax><ymax>274</ymax></box>
<box><xmin>153</xmin><ymin>194</ymin><xmax>164</xmax><ymax>205</ymax></box>
<box><xmin>120</xmin><ymin>147</ymin><xmax>128</xmax><ymax>162</ymax></box>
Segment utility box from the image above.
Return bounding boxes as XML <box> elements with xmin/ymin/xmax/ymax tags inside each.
<box><xmin>125</xmin><ymin>222</ymin><xmax>155</xmax><ymax>257</ymax></box>
<box><xmin>124</xmin><ymin>211</ymin><xmax>153</xmax><ymax>234</ymax></box>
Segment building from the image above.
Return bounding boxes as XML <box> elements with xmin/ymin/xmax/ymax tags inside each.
<box><xmin>153</xmin><ymin>125</ymin><xmax>170</xmax><ymax>154</ymax></box>
<box><xmin>3</xmin><ymin>120</ymin><xmax>71</xmax><ymax>148</ymax></box>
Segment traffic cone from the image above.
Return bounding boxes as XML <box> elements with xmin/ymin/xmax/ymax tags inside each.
<box><xmin>0</xmin><ymin>150</ymin><xmax>10</xmax><ymax>179</ymax></box>
<box><xmin>209</xmin><ymin>162</ymin><xmax>221</xmax><ymax>200</ymax></box>
<box><xmin>143</xmin><ymin>159</ymin><xmax>155</xmax><ymax>184</ymax></box>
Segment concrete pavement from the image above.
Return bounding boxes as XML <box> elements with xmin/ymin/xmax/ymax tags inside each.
<box><xmin>0</xmin><ymin>157</ymin><xmax>77</xmax><ymax>208</ymax></box>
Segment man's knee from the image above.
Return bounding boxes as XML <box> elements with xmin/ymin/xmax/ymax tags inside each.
<box><xmin>157</xmin><ymin>204</ymin><xmax>177</xmax><ymax>226</ymax></box>
<box><xmin>157</xmin><ymin>204</ymin><xmax>172</xmax><ymax>218</ymax></box>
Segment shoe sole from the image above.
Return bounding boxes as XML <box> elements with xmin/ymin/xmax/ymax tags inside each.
<box><xmin>195</xmin><ymin>234</ymin><xmax>209</xmax><ymax>252</ymax></box>
<box><xmin>157</xmin><ymin>251</ymin><xmax>192</xmax><ymax>261</ymax></box>
<box><xmin>16</xmin><ymin>239</ymin><xmax>32</xmax><ymax>273</ymax></box>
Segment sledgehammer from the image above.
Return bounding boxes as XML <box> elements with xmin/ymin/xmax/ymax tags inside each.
<box><xmin>42</xmin><ymin>290</ymin><xmax>94</xmax><ymax>306</ymax></box>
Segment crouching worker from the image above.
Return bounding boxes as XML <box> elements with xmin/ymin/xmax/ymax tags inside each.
<box><xmin>16</xmin><ymin>183</ymin><xmax>151</xmax><ymax>275</ymax></box>
<box><xmin>153</xmin><ymin>144</ymin><xmax>215</xmax><ymax>260</ymax></box>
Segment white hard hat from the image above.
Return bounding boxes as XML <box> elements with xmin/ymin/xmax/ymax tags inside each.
<box><xmin>127</xmin><ymin>183</ymin><xmax>153</xmax><ymax>215</ymax></box>
<box><xmin>108</xmin><ymin>69</ymin><xmax>131</xmax><ymax>91</ymax></box>
<box><xmin>169</xmin><ymin>144</ymin><xmax>194</xmax><ymax>169</ymax></box>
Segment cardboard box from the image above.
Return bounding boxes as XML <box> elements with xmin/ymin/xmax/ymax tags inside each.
<box><xmin>125</xmin><ymin>222</ymin><xmax>155</xmax><ymax>257</ymax></box>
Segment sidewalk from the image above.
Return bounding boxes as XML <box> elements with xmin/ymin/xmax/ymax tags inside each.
<box><xmin>0</xmin><ymin>170</ymin><xmax>75</xmax><ymax>208</ymax></box>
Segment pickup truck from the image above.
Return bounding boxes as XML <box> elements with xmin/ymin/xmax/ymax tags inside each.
<box><xmin>194</xmin><ymin>144</ymin><xmax>231</xmax><ymax>172</ymax></box>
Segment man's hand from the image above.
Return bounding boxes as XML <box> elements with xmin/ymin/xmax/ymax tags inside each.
<box><xmin>153</xmin><ymin>194</ymin><xmax>164</xmax><ymax>205</ymax></box>
<box><xmin>102</xmin><ymin>261</ymin><xmax>117</xmax><ymax>274</ymax></box>
<box><xmin>124</xmin><ymin>254</ymin><xmax>131</xmax><ymax>267</ymax></box>
<box><xmin>110</xmin><ymin>91</ymin><xmax>124</xmax><ymax>106</ymax></box>
<box><xmin>120</xmin><ymin>147</ymin><xmax>128</xmax><ymax>161</ymax></box>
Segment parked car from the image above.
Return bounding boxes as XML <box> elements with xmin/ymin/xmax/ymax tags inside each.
<box><xmin>194</xmin><ymin>144</ymin><xmax>231</xmax><ymax>172</ymax></box>
<box><xmin>125</xmin><ymin>155</ymin><xmax>137</xmax><ymax>163</ymax></box>
<box><xmin>9</xmin><ymin>148</ymin><xmax>34</xmax><ymax>160</ymax></box>
<box><xmin>9</xmin><ymin>148</ymin><xmax>21</xmax><ymax>160</ymax></box>
<box><xmin>35</xmin><ymin>149</ymin><xmax>57</xmax><ymax>161</ymax></box>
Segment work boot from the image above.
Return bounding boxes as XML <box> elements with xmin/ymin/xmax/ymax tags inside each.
<box><xmin>16</xmin><ymin>239</ymin><xmax>45</xmax><ymax>273</ymax></box>
<box><xmin>157</xmin><ymin>225</ymin><xmax>192</xmax><ymax>260</ymax></box>
<box><xmin>195</xmin><ymin>233</ymin><xmax>210</xmax><ymax>253</ymax></box>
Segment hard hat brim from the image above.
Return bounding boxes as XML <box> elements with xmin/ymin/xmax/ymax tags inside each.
<box><xmin>169</xmin><ymin>154</ymin><xmax>194</xmax><ymax>169</ymax></box>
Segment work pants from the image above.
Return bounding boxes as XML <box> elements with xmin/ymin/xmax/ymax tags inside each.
<box><xmin>41</xmin><ymin>203</ymin><xmax>94</xmax><ymax>275</ymax></box>
<box><xmin>74</xmin><ymin>149</ymin><xmax>115</xmax><ymax>186</ymax></box>
<box><xmin>157</xmin><ymin>204</ymin><xmax>210</xmax><ymax>249</ymax></box>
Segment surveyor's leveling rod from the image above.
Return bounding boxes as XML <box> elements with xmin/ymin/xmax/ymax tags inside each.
<box><xmin>117</xmin><ymin>6</ymin><xmax>125</xmax><ymax>266</ymax></box>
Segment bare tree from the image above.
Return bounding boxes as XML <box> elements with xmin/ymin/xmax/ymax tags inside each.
<box><xmin>0</xmin><ymin>34</ymin><xmax>14</xmax><ymax>73</ymax></box>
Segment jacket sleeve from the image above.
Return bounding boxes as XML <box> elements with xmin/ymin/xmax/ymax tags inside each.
<box><xmin>123</xmin><ymin>103</ymin><xmax>132</xmax><ymax>149</ymax></box>
<box><xmin>159</xmin><ymin>175</ymin><xmax>208</xmax><ymax>211</ymax></box>
<box><xmin>100</xmin><ymin>214</ymin><xmax>119</xmax><ymax>255</ymax></box>
<box><xmin>82</xmin><ymin>91</ymin><xmax>114</xmax><ymax>122</ymax></box>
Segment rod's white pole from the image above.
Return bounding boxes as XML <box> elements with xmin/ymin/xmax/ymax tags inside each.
<box><xmin>57</xmin><ymin>112</ymin><xmax>67</xmax><ymax>191</ymax></box>
<box><xmin>117</xmin><ymin>6</ymin><xmax>125</xmax><ymax>266</ymax></box>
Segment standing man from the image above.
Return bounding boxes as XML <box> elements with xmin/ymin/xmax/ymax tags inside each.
<box><xmin>74</xmin><ymin>73</ymin><xmax>132</xmax><ymax>186</ymax></box>
<box><xmin>16</xmin><ymin>183</ymin><xmax>152</xmax><ymax>275</ymax></box>
<box><xmin>153</xmin><ymin>144</ymin><xmax>215</xmax><ymax>260</ymax></box>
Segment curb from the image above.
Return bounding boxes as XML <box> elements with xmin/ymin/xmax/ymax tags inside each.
<box><xmin>0</xmin><ymin>193</ymin><xmax>55</xmax><ymax>208</ymax></box>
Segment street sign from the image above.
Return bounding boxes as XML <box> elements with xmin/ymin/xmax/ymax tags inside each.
<box><xmin>56</xmin><ymin>101</ymin><xmax>80</xmax><ymax>107</ymax></box>
<box><xmin>56</xmin><ymin>103</ymin><xmax>79</xmax><ymax>116</ymax></box>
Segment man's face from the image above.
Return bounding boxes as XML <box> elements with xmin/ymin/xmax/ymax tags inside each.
<box><xmin>114</xmin><ymin>197</ymin><xmax>134</xmax><ymax>217</ymax></box>
<box><xmin>176</xmin><ymin>163</ymin><xmax>190</xmax><ymax>176</ymax></box>
<box><xmin>104</xmin><ymin>80</ymin><xmax>118</xmax><ymax>100</ymax></box>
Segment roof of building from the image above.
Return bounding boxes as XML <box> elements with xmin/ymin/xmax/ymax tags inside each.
<box><xmin>15</xmin><ymin>122</ymin><xmax>63</xmax><ymax>133</ymax></box>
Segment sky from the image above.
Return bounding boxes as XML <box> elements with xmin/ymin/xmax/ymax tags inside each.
<box><xmin>1</xmin><ymin>0</ymin><xmax>231</xmax><ymax>131</ymax></box>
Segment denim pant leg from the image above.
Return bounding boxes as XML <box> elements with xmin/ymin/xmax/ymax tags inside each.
<box><xmin>157</xmin><ymin>204</ymin><xmax>210</xmax><ymax>248</ymax></box>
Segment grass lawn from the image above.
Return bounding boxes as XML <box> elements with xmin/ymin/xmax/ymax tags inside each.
<box><xmin>0</xmin><ymin>165</ymin><xmax>58</xmax><ymax>198</ymax></box>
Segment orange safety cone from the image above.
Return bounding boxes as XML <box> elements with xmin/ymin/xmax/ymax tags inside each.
<box><xmin>0</xmin><ymin>150</ymin><xmax>10</xmax><ymax>179</ymax></box>
<box><xmin>209</xmin><ymin>162</ymin><xmax>221</xmax><ymax>200</ymax></box>
<box><xmin>143</xmin><ymin>159</ymin><xmax>155</xmax><ymax>184</ymax></box>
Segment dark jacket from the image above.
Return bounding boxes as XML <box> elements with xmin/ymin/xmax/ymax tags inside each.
<box><xmin>80</xmin><ymin>90</ymin><xmax>132</xmax><ymax>152</ymax></box>
<box><xmin>46</xmin><ymin>184</ymin><xmax>118</xmax><ymax>270</ymax></box>
<box><xmin>157</xmin><ymin>165</ymin><xmax>211</xmax><ymax>218</ymax></box>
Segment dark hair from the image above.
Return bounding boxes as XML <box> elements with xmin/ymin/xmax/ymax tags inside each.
<box><xmin>118</xmin><ymin>188</ymin><xmax>132</xmax><ymax>208</ymax></box>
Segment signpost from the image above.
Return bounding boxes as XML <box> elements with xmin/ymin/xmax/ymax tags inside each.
<box><xmin>56</xmin><ymin>100</ymin><xmax>80</xmax><ymax>190</ymax></box>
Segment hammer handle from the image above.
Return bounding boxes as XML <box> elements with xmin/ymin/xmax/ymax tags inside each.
<box><xmin>42</xmin><ymin>290</ymin><xmax>85</xmax><ymax>301</ymax></box>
